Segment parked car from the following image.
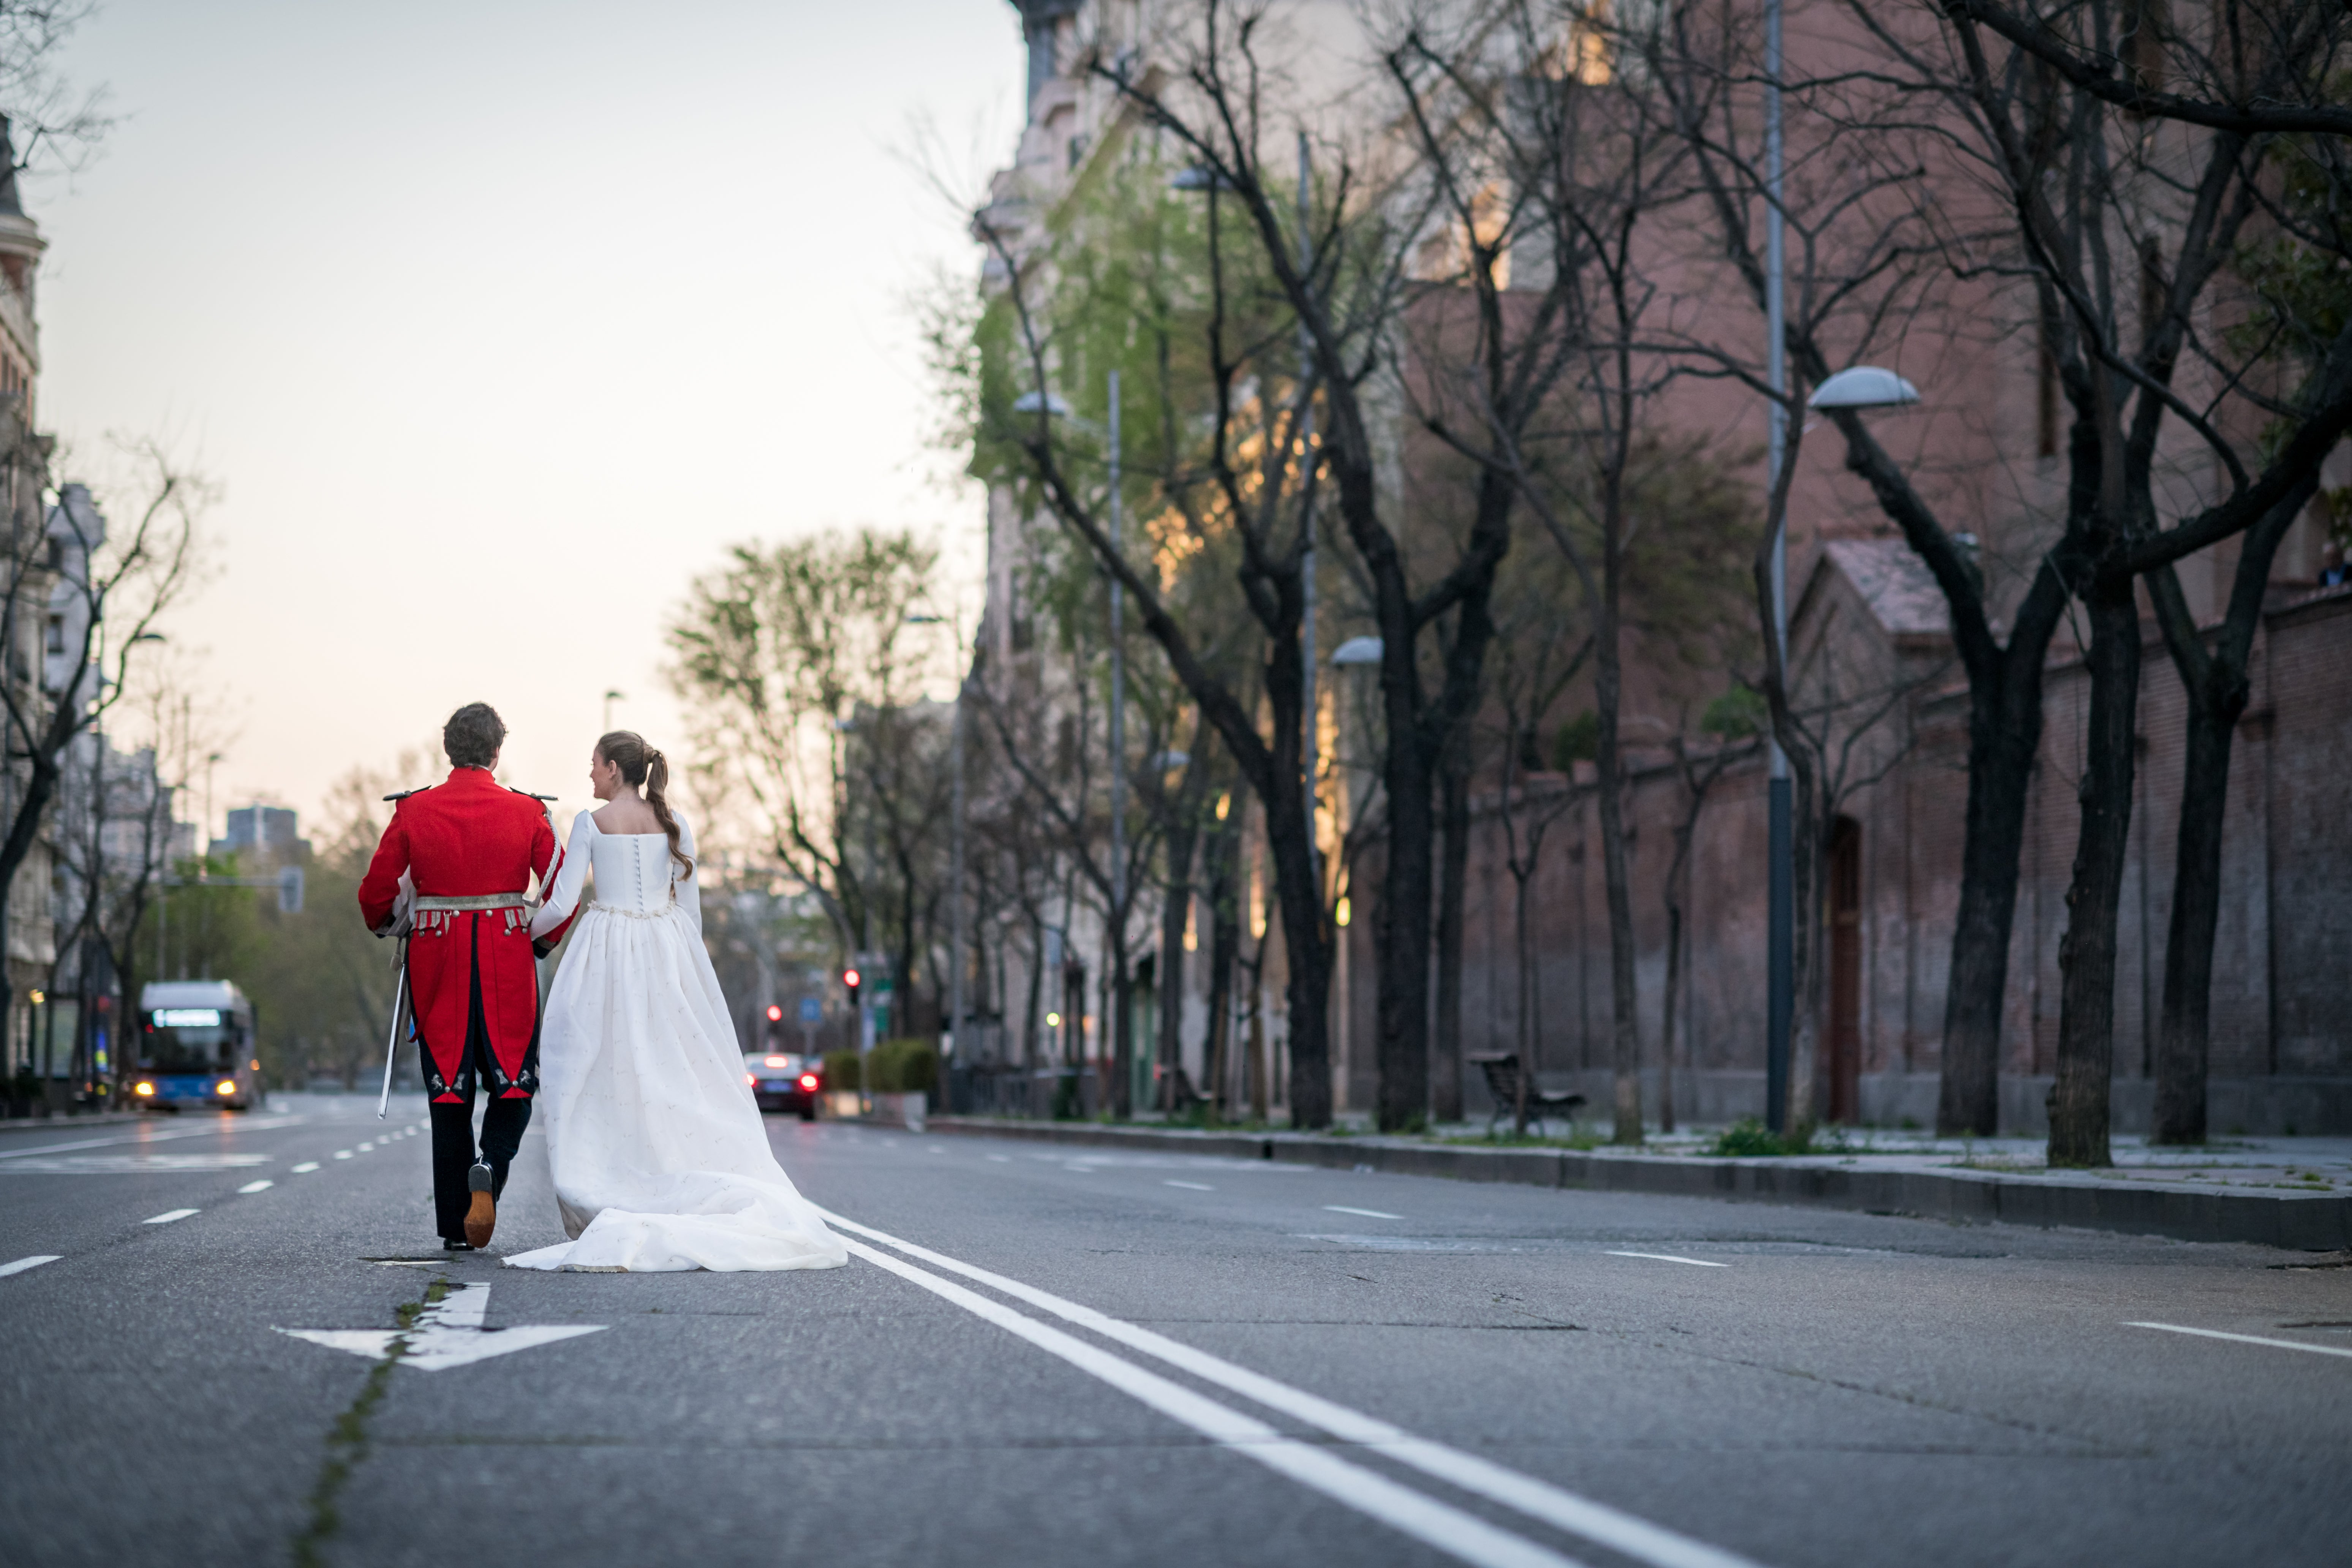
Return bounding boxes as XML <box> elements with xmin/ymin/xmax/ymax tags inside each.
<box><xmin>744</xmin><ymin>1053</ymin><xmax>820</xmax><ymax>1119</ymax></box>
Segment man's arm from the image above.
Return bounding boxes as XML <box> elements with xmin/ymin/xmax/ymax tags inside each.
<box><xmin>356</xmin><ymin>808</ymin><xmax>411</xmax><ymax>935</ymax></box>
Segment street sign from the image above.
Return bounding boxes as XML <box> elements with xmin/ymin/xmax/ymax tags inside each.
<box><xmin>799</xmin><ymin>996</ymin><xmax>822</xmax><ymax>1024</ymax></box>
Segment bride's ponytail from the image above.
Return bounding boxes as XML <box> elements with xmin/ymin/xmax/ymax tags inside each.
<box><xmin>596</xmin><ymin>730</ymin><xmax>693</xmax><ymax>879</ymax></box>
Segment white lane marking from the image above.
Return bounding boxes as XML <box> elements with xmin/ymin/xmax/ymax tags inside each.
<box><xmin>143</xmin><ymin>1209</ymin><xmax>198</xmax><ymax>1225</ymax></box>
<box><xmin>840</xmin><ymin>1234</ymin><xmax>1587</xmax><ymax>1568</ymax></box>
<box><xmin>356</xmin><ymin>1143</ymin><xmax>374</xmax><ymax>1152</ymax></box>
<box><xmin>0</xmin><ymin>1115</ymin><xmax>303</xmax><ymax>1160</ymax></box>
<box><xmin>1324</xmin><ymin>1205</ymin><xmax>1403</xmax><ymax>1220</ymax></box>
<box><xmin>987</xmin><ymin>1155</ymin><xmax>1011</xmax><ymax>1162</ymax></box>
<box><xmin>291</xmin><ymin>1162</ymin><xmax>320</xmax><ymax>1173</ymax></box>
<box><xmin>238</xmin><ymin>1179</ymin><xmax>274</xmax><ymax>1194</ymax></box>
<box><xmin>0</xmin><ymin>1253</ymin><xmax>61</xmax><ymax>1277</ymax></box>
<box><xmin>0</xmin><ymin>1153</ymin><xmax>272</xmax><ymax>1174</ymax></box>
<box><xmin>2126</xmin><ymin>1321</ymin><xmax>2352</xmax><ymax>1360</ymax></box>
<box><xmin>821</xmin><ymin>1208</ymin><xmax>1764</xmax><ymax>1568</ymax></box>
<box><xmin>333</xmin><ymin>1151</ymin><xmax>352</xmax><ymax>1160</ymax></box>
<box><xmin>1165</xmin><ymin>1180</ymin><xmax>1215</xmax><ymax>1191</ymax></box>
<box><xmin>1606</xmin><ymin>1252</ymin><xmax>1729</xmax><ymax>1269</ymax></box>
<box><xmin>277</xmin><ymin>1283</ymin><xmax>606</xmax><ymax>1371</ymax></box>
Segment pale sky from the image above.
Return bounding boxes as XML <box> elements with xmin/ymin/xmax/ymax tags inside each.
<box><xmin>33</xmin><ymin>0</ymin><xmax>1021</xmax><ymax>839</ymax></box>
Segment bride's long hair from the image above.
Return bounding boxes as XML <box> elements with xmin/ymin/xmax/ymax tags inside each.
<box><xmin>596</xmin><ymin>730</ymin><xmax>693</xmax><ymax>879</ymax></box>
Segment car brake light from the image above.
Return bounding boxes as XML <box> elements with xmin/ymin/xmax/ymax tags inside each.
<box><xmin>798</xmin><ymin>1074</ymin><xmax>819</xmax><ymax>1091</ymax></box>
<box><xmin>216</xmin><ymin>1080</ymin><xmax>237</xmax><ymax>1096</ymax></box>
<box><xmin>744</xmin><ymin>1073</ymin><xmax>756</xmax><ymax>1086</ymax></box>
<box><xmin>763</xmin><ymin>1055</ymin><xmax>789</xmax><ymax>1067</ymax></box>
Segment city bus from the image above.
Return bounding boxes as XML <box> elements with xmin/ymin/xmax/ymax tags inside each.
<box><xmin>132</xmin><ymin>981</ymin><xmax>262</xmax><ymax>1111</ymax></box>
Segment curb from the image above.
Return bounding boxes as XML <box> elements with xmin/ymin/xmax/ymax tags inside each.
<box><xmin>925</xmin><ymin>1118</ymin><xmax>2352</xmax><ymax>1251</ymax></box>
<box><xmin>0</xmin><ymin>1110</ymin><xmax>150</xmax><ymax>1136</ymax></box>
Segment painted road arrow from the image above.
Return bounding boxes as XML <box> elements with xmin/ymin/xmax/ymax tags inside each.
<box><xmin>277</xmin><ymin>1282</ymin><xmax>604</xmax><ymax>1371</ymax></box>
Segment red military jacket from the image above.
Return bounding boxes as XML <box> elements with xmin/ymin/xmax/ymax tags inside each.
<box><xmin>356</xmin><ymin>767</ymin><xmax>558</xmax><ymax>1102</ymax></box>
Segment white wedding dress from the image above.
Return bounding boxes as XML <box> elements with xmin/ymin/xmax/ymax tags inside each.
<box><xmin>503</xmin><ymin>811</ymin><xmax>848</xmax><ymax>1273</ymax></box>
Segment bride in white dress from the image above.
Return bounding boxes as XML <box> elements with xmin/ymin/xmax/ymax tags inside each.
<box><xmin>504</xmin><ymin>732</ymin><xmax>847</xmax><ymax>1273</ymax></box>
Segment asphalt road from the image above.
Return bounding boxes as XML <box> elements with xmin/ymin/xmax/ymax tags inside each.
<box><xmin>3</xmin><ymin>1093</ymin><xmax>2347</xmax><ymax>1568</ymax></box>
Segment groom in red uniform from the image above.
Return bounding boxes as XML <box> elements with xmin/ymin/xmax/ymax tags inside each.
<box><xmin>357</xmin><ymin>702</ymin><xmax>559</xmax><ymax>1250</ymax></box>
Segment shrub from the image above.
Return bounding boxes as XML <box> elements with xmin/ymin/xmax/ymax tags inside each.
<box><xmin>1709</xmin><ymin>1118</ymin><xmax>1814</xmax><ymax>1157</ymax></box>
<box><xmin>820</xmin><ymin>1049</ymin><xmax>863</xmax><ymax>1094</ymax></box>
<box><xmin>867</xmin><ymin>1037</ymin><xmax>939</xmax><ymax>1095</ymax></box>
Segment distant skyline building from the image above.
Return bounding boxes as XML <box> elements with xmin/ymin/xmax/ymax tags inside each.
<box><xmin>213</xmin><ymin>804</ymin><xmax>307</xmax><ymax>862</ymax></box>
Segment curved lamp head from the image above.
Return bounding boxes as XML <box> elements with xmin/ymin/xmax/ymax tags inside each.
<box><xmin>1330</xmin><ymin>635</ymin><xmax>1384</xmax><ymax>666</ymax></box>
<box><xmin>1808</xmin><ymin>367</ymin><xmax>1921</xmax><ymax>410</ymax></box>
<box><xmin>1012</xmin><ymin>390</ymin><xmax>1073</xmax><ymax>417</ymax></box>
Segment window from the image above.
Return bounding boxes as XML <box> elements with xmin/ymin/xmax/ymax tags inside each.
<box><xmin>43</xmin><ymin>613</ymin><xmax>62</xmax><ymax>655</ymax></box>
<box><xmin>44</xmin><ymin>535</ymin><xmax>62</xmax><ymax>570</ymax></box>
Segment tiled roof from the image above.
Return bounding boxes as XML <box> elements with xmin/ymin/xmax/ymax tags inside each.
<box><xmin>1822</xmin><ymin>537</ymin><xmax>1949</xmax><ymax>637</ymax></box>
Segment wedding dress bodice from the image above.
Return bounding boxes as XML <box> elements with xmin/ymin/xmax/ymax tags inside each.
<box><xmin>530</xmin><ymin>811</ymin><xmax>702</xmax><ymax>937</ymax></box>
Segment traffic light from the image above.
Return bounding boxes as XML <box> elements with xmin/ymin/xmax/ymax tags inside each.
<box><xmin>842</xmin><ymin>967</ymin><xmax>861</xmax><ymax>1008</ymax></box>
<box><xmin>763</xmin><ymin>1003</ymin><xmax>784</xmax><ymax>1047</ymax></box>
<box><xmin>841</xmin><ymin>967</ymin><xmax>862</xmax><ymax>1054</ymax></box>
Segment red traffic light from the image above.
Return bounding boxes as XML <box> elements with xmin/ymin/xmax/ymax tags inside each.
<box><xmin>843</xmin><ymin>967</ymin><xmax>861</xmax><ymax>989</ymax></box>
<box><xmin>765</xmin><ymin>1005</ymin><xmax>783</xmax><ymax>1023</ymax></box>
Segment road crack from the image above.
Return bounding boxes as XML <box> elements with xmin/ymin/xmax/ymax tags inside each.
<box><xmin>291</xmin><ymin>1277</ymin><xmax>443</xmax><ymax>1568</ymax></box>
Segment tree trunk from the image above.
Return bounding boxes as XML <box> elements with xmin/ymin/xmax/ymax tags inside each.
<box><xmin>1432</xmin><ymin>751</ymin><xmax>1470</xmax><ymax>1125</ymax></box>
<box><xmin>1934</xmin><ymin>681</ymin><xmax>2046</xmax><ymax>1136</ymax></box>
<box><xmin>1660</xmin><ymin>899</ymin><xmax>1683</xmax><ymax>1134</ymax></box>
<box><xmin>1594</xmin><ymin>598</ymin><xmax>1642</xmax><ymax>1145</ymax></box>
<box><xmin>1512</xmin><ymin>863</ymin><xmax>1534</xmax><ymax>1136</ymax></box>
<box><xmin>1202</xmin><ymin>825</ymin><xmax>1239</xmax><ymax>1116</ymax></box>
<box><xmin>1110</xmin><ymin>925</ymin><xmax>1133</xmax><ymax>1119</ymax></box>
<box><xmin>1372</xmin><ymin>711</ymin><xmax>1434</xmax><ymax>1132</ymax></box>
<box><xmin>2150</xmin><ymin>689</ymin><xmax>2234</xmax><ymax>1144</ymax></box>
<box><xmin>2049</xmin><ymin>576</ymin><xmax>2141</xmax><ymax>1168</ymax></box>
<box><xmin>1246</xmin><ymin>961</ymin><xmax>1269</xmax><ymax>1122</ymax></box>
<box><xmin>2147</xmin><ymin>489</ymin><xmax>2303</xmax><ymax>1145</ymax></box>
<box><xmin>1266</xmin><ymin>786</ymin><xmax>1334</xmax><ymax>1129</ymax></box>
<box><xmin>1157</xmin><ymin>831</ymin><xmax>1197</xmax><ymax>1113</ymax></box>
<box><xmin>1021</xmin><ymin>914</ymin><xmax>1045</xmax><ymax>1074</ymax></box>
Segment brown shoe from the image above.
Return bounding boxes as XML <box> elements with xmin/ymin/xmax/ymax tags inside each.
<box><xmin>463</xmin><ymin>1162</ymin><xmax>496</xmax><ymax>1249</ymax></box>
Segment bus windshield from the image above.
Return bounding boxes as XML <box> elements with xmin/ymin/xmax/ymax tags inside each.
<box><xmin>142</xmin><ymin>1019</ymin><xmax>241</xmax><ymax>1073</ymax></box>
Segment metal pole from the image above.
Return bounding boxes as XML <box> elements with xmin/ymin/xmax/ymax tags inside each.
<box><xmin>1764</xmin><ymin>0</ymin><xmax>1792</xmax><ymax>1136</ymax></box>
<box><xmin>948</xmin><ymin>654</ymin><xmax>967</xmax><ymax>1087</ymax></box>
<box><xmin>1107</xmin><ymin>368</ymin><xmax>1125</xmax><ymax>1109</ymax></box>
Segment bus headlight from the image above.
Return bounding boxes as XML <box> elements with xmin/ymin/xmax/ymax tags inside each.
<box><xmin>134</xmin><ymin>1081</ymin><xmax>154</xmax><ymax>1097</ymax></box>
<box><xmin>215</xmin><ymin>1079</ymin><xmax>237</xmax><ymax>1096</ymax></box>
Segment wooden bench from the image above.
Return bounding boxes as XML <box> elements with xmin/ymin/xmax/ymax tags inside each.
<box><xmin>1467</xmin><ymin>1053</ymin><xmax>1587</xmax><ymax>1135</ymax></box>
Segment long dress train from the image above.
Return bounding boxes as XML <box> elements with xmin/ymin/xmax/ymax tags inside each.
<box><xmin>503</xmin><ymin>810</ymin><xmax>848</xmax><ymax>1273</ymax></box>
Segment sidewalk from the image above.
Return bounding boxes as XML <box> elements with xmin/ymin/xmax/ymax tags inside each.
<box><xmin>925</xmin><ymin>1117</ymin><xmax>2352</xmax><ymax>1252</ymax></box>
<box><xmin>0</xmin><ymin>1109</ymin><xmax>149</xmax><ymax>1136</ymax></box>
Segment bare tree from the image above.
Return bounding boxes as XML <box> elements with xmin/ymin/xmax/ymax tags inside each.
<box><xmin>1914</xmin><ymin>0</ymin><xmax>2352</xmax><ymax>1163</ymax></box>
<box><xmin>0</xmin><ymin>447</ymin><xmax>204</xmax><ymax>1030</ymax></box>
<box><xmin>971</xmin><ymin>37</ymin><xmax>1342</xmax><ymax>1123</ymax></box>
<box><xmin>670</xmin><ymin>529</ymin><xmax>952</xmax><ymax>993</ymax></box>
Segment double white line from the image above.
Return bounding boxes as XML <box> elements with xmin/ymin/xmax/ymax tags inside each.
<box><xmin>820</xmin><ymin>1209</ymin><xmax>1763</xmax><ymax>1568</ymax></box>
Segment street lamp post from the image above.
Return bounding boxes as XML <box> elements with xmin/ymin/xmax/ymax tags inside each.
<box><xmin>1761</xmin><ymin>335</ymin><xmax>1923</xmax><ymax>1134</ymax></box>
<box><xmin>1764</xmin><ymin>0</ymin><xmax>1792</xmax><ymax>1137</ymax></box>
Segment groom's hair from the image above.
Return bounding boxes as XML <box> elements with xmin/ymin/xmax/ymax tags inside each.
<box><xmin>443</xmin><ymin>702</ymin><xmax>507</xmax><ymax>768</ymax></box>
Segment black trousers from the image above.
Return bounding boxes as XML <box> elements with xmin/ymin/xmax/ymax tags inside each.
<box><xmin>428</xmin><ymin>1079</ymin><xmax>530</xmax><ymax>1242</ymax></box>
<box><xmin>423</xmin><ymin>945</ymin><xmax>532</xmax><ymax>1242</ymax></box>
